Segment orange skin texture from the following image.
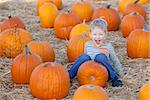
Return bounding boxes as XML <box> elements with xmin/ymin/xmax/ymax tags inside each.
<box><xmin>92</xmin><ymin>6</ymin><xmax>120</xmax><ymax>31</ymax></box>
<box><xmin>127</xmin><ymin>28</ymin><xmax>150</xmax><ymax>58</ymax></box>
<box><xmin>0</xmin><ymin>28</ymin><xmax>32</xmax><ymax>58</ymax></box>
<box><xmin>0</xmin><ymin>16</ymin><xmax>25</xmax><ymax>32</ymax></box>
<box><xmin>67</xmin><ymin>35</ymin><xmax>90</xmax><ymax>62</ymax></box>
<box><xmin>73</xmin><ymin>84</ymin><xmax>109</xmax><ymax>100</ymax></box>
<box><xmin>120</xmin><ymin>13</ymin><xmax>145</xmax><ymax>38</ymax></box>
<box><xmin>123</xmin><ymin>3</ymin><xmax>146</xmax><ymax>20</ymax></box>
<box><xmin>118</xmin><ymin>0</ymin><xmax>149</xmax><ymax>13</ymax></box>
<box><xmin>54</xmin><ymin>12</ymin><xmax>80</xmax><ymax>40</ymax></box>
<box><xmin>139</xmin><ymin>82</ymin><xmax>150</xmax><ymax>100</ymax></box>
<box><xmin>36</xmin><ymin>0</ymin><xmax>62</xmax><ymax>15</ymax></box>
<box><xmin>71</xmin><ymin>1</ymin><xmax>94</xmax><ymax>22</ymax></box>
<box><xmin>26</xmin><ymin>41</ymin><xmax>55</xmax><ymax>62</ymax></box>
<box><xmin>30</xmin><ymin>62</ymin><xmax>70</xmax><ymax>99</ymax></box>
<box><xmin>11</xmin><ymin>52</ymin><xmax>42</xmax><ymax>84</ymax></box>
<box><xmin>39</xmin><ymin>3</ymin><xmax>58</xmax><ymax>28</ymax></box>
<box><xmin>77</xmin><ymin>61</ymin><xmax>108</xmax><ymax>87</ymax></box>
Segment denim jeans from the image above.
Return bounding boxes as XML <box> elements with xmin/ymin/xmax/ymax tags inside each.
<box><xmin>68</xmin><ymin>53</ymin><xmax>118</xmax><ymax>81</ymax></box>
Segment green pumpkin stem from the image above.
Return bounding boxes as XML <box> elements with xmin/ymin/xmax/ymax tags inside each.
<box><xmin>25</xmin><ymin>45</ymin><xmax>31</xmax><ymax>55</ymax></box>
<box><xmin>134</xmin><ymin>0</ymin><xmax>139</xmax><ymax>4</ymax></box>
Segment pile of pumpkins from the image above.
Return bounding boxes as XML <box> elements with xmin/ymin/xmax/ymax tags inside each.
<box><xmin>0</xmin><ymin>0</ymin><xmax>149</xmax><ymax>99</ymax></box>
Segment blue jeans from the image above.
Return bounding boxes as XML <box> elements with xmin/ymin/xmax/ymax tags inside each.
<box><xmin>68</xmin><ymin>54</ymin><xmax>118</xmax><ymax>81</ymax></box>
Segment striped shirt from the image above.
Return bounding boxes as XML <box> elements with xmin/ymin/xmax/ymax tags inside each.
<box><xmin>84</xmin><ymin>40</ymin><xmax>124</xmax><ymax>76</ymax></box>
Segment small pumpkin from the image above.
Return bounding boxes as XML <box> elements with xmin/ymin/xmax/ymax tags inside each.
<box><xmin>11</xmin><ymin>45</ymin><xmax>42</xmax><ymax>84</ymax></box>
<box><xmin>0</xmin><ymin>16</ymin><xmax>25</xmax><ymax>32</ymax></box>
<box><xmin>139</xmin><ymin>82</ymin><xmax>150</xmax><ymax>100</ymax></box>
<box><xmin>69</xmin><ymin>20</ymin><xmax>90</xmax><ymax>39</ymax></box>
<box><xmin>120</xmin><ymin>12</ymin><xmax>145</xmax><ymax>38</ymax></box>
<box><xmin>54</xmin><ymin>11</ymin><xmax>80</xmax><ymax>39</ymax></box>
<box><xmin>92</xmin><ymin>5</ymin><xmax>120</xmax><ymax>31</ymax></box>
<box><xmin>127</xmin><ymin>25</ymin><xmax>150</xmax><ymax>58</ymax></box>
<box><xmin>26</xmin><ymin>41</ymin><xmax>55</xmax><ymax>62</ymax></box>
<box><xmin>30</xmin><ymin>62</ymin><xmax>70</xmax><ymax>99</ymax></box>
<box><xmin>73</xmin><ymin>84</ymin><xmax>109</xmax><ymax>100</ymax></box>
<box><xmin>67</xmin><ymin>34</ymin><xmax>90</xmax><ymax>62</ymax></box>
<box><xmin>118</xmin><ymin>0</ymin><xmax>149</xmax><ymax>13</ymax></box>
<box><xmin>39</xmin><ymin>2</ymin><xmax>58</xmax><ymax>28</ymax></box>
<box><xmin>36</xmin><ymin>0</ymin><xmax>62</xmax><ymax>15</ymax></box>
<box><xmin>123</xmin><ymin>0</ymin><xmax>146</xmax><ymax>19</ymax></box>
<box><xmin>71</xmin><ymin>0</ymin><xmax>94</xmax><ymax>22</ymax></box>
<box><xmin>77</xmin><ymin>61</ymin><xmax>108</xmax><ymax>87</ymax></box>
<box><xmin>0</xmin><ymin>27</ymin><xmax>32</xmax><ymax>58</ymax></box>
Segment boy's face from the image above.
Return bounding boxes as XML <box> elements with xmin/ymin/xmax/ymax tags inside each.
<box><xmin>90</xmin><ymin>27</ymin><xmax>106</xmax><ymax>47</ymax></box>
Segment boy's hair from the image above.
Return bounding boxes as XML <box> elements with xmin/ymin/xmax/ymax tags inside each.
<box><xmin>90</xmin><ymin>18</ymin><xmax>108</xmax><ymax>33</ymax></box>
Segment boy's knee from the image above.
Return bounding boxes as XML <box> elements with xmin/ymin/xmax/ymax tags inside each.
<box><xmin>95</xmin><ymin>54</ymin><xmax>107</xmax><ymax>62</ymax></box>
<box><xmin>79</xmin><ymin>54</ymin><xmax>91</xmax><ymax>60</ymax></box>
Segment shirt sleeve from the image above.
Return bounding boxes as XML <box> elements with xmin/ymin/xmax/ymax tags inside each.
<box><xmin>108</xmin><ymin>43</ymin><xmax>124</xmax><ymax>77</ymax></box>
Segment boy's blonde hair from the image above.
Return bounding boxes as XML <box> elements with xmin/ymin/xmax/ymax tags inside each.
<box><xmin>90</xmin><ymin>18</ymin><xmax>108</xmax><ymax>33</ymax></box>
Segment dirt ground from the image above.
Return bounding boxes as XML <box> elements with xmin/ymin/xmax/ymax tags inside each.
<box><xmin>0</xmin><ymin>0</ymin><xmax>150</xmax><ymax>100</ymax></box>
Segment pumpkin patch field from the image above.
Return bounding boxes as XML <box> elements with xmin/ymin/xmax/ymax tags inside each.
<box><xmin>0</xmin><ymin>0</ymin><xmax>150</xmax><ymax>99</ymax></box>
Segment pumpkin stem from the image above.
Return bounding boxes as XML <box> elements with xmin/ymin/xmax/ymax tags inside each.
<box><xmin>130</xmin><ymin>12</ymin><xmax>138</xmax><ymax>16</ymax></box>
<box><xmin>87</xmin><ymin>85</ymin><xmax>95</xmax><ymax>89</ymax></box>
<box><xmin>143</xmin><ymin>24</ymin><xmax>149</xmax><ymax>31</ymax></box>
<box><xmin>107</xmin><ymin>5</ymin><xmax>111</xmax><ymax>9</ymax></box>
<box><xmin>8</xmin><ymin>15</ymin><xmax>12</xmax><ymax>19</ymax></box>
<box><xmin>82</xmin><ymin>19</ymin><xmax>86</xmax><ymax>24</ymax></box>
<box><xmin>25</xmin><ymin>45</ymin><xmax>31</xmax><ymax>55</ymax></box>
<box><xmin>134</xmin><ymin>0</ymin><xmax>139</xmax><ymax>4</ymax></box>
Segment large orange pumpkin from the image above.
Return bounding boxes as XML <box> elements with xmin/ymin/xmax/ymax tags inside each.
<box><xmin>77</xmin><ymin>61</ymin><xmax>108</xmax><ymax>87</ymax></box>
<box><xmin>69</xmin><ymin>20</ymin><xmax>90</xmax><ymax>39</ymax></box>
<box><xmin>139</xmin><ymin>82</ymin><xmax>150</xmax><ymax>100</ymax></box>
<box><xmin>39</xmin><ymin>2</ymin><xmax>58</xmax><ymax>28</ymax></box>
<box><xmin>73</xmin><ymin>84</ymin><xmax>109</xmax><ymax>100</ymax></box>
<box><xmin>36</xmin><ymin>0</ymin><xmax>62</xmax><ymax>15</ymax></box>
<box><xmin>26</xmin><ymin>41</ymin><xmax>55</xmax><ymax>62</ymax></box>
<box><xmin>118</xmin><ymin>0</ymin><xmax>149</xmax><ymax>13</ymax></box>
<box><xmin>67</xmin><ymin>34</ymin><xmax>90</xmax><ymax>62</ymax></box>
<box><xmin>92</xmin><ymin>5</ymin><xmax>120</xmax><ymax>31</ymax></box>
<box><xmin>71</xmin><ymin>1</ymin><xmax>94</xmax><ymax>22</ymax></box>
<box><xmin>11</xmin><ymin>45</ymin><xmax>42</xmax><ymax>84</ymax></box>
<box><xmin>120</xmin><ymin>12</ymin><xmax>145</xmax><ymax>38</ymax></box>
<box><xmin>123</xmin><ymin>0</ymin><xmax>146</xmax><ymax>20</ymax></box>
<box><xmin>30</xmin><ymin>62</ymin><xmax>70</xmax><ymax>99</ymax></box>
<box><xmin>0</xmin><ymin>28</ymin><xmax>32</xmax><ymax>58</ymax></box>
<box><xmin>127</xmin><ymin>25</ymin><xmax>150</xmax><ymax>58</ymax></box>
<box><xmin>54</xmin><ymin>12</ymin><xmax>80</xmax><ymax>39</ymax></box>
<box><xmin>0</xmin><ymin>16</ymin><xmax>25</xmax><ymax>32</ymax></box>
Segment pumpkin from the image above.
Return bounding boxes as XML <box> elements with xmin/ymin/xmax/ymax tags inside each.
<box><xmin>120</xmin><ymin>12</ymin><xmax>145</xmax><ymax>38</ymax></box>
<box><xmin>92</xmin><ymin>5</ymin><xmax>120</xmax><ymax>31</ymax></box>
<box><xmin>26</xmin><ymin>41</ymin><xmax>55</xmax><ymax>62</ymax></box>
<box><xmin>71</xmin><ymin>1</ymin><xmax>94</xmax><ymax>22</ymax></box>
<box><xmin>11</xmin><ymin>45</ymin><xmax>42</xmax><ymax>84</ymax></box>
<box><xmin>67</xmin><ymin>34</ymin><xmax>90</xmax><ymax>62</ymax></box>
<box><xmin>69</xmin><ymin>20</ymin><xmax>90</xmax><ymax>39</ymax></box>
<box><xmin>139</xmin><ymin>82</ymin><xmax>150</xmax><ymax>100</ymax></box>
<box><xmin>123</xmin><ymin>0</ymin><xmax>146</xmax><ymax>19</ymax></box>
<box><xmin>39</xmin><ymin>2</ymin><xmax>58</xmax><ymax>28</ymax></box>
<box><xmin>77</xmin><ymin>61</ymin><xmax>108</xmax><ymax>87</ymax></box>
<box><xmin>73</xmin><ymin>84</ymin><xmax>109</xmax><ymax>100</ymax></box>
<box><xmin>54</xmin><ymin>11</ymin><xmax>80</xmax><ymax>39</ymax></box>
<box><xmin>0</xmin><ymin>28</ymin><xmax>32</xmax><ymax>58</ymax></box>
<box><xmin>127</xmin><ymin>25</ymin><xmax>150</xmax><ymax>58</ymax></box>
<box><xmin>36</xmin><ymin>0</ymin><xmax>62</xmax><ymax>15</ymax></box>
<box><xmin>30</xmin><ymin>62</ymin><xmax>70</xmax><ymax>99</ymax></box>
<box><xmin>118</xmin><ymin>0</ymin><xmax>149</xmax><ymax>13</ymax></box>
<box><xmin>0</xmin><ymin>16</ymin><xmax>25</xmax><ymax>32</ymax></box>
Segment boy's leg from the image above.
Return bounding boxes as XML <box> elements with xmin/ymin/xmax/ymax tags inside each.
<box><xmin>69</xmin><ymin>54</ymin><xmax>91</xmax><ymax>79</ymax></box>
<box><xmin>94</xmin><ymin>53</ymin><xmax>123</xmax><ymax>87</ymax></box>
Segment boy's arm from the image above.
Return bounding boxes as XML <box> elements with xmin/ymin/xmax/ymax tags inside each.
<box><xmin>108</xmin><ymin>43</ymin><xmax>124</xmax><ymax>77</ymax></box>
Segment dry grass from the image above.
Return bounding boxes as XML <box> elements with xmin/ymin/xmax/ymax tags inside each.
<box><xmin>0</xmin><ymin>0</ymin><xmax>150</xmax><ymax>100</ymax></box>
